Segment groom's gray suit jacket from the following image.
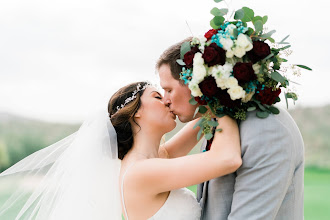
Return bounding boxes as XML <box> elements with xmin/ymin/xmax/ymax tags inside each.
<box><xmin>197</xmin><ymin>107</ymin><xmax>304</xmax><ymax>220</ymax></box>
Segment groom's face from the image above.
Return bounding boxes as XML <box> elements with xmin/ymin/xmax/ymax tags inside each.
<box><xmin>158</xmin><ymin>64</ymin><xmax>197</xmax><ymax>123</ymax></box>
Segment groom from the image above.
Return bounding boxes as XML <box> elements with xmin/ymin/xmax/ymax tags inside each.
<box><xmin>157</xmin><ymin>38</ymin><xmax>304</xmax><ymax>220</ymax></box>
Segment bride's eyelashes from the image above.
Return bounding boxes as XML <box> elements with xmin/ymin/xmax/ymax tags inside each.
<box><xmin>155</xmin><ymin>96</ymin><xmax>162</xmax><ymax>100</ymax></box>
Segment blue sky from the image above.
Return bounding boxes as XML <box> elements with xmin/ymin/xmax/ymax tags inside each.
<box><xmin>0</xmin><ymin>0</ymin><xmax>328</xmax><ymax>123</ymax></box>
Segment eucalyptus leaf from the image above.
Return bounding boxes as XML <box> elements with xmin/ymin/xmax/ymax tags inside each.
<box><xmin>256</xmin><ymin>111</ymin><xmax>269</xmax><ymax>118</ymax></box>
<box><xmin>193</xmin><ymin>118</ymin><xmax>204</xmax><ymax>129</ymax></box>
<box><xmin>268</xmin><ymin>37</ymin><xmax>275</xmax><ymax>43</ymax></box>
<box><xmin>216</xmin><ymin>128</ymin><xmax>223</xmax><ymax>132</ymax></box>
<box><xmin>197</xmin><ymin>128</ymin><xmax>203</xmax><ymax>140</ymax></box>
<box><xmin>207</xmin><ymin>120</ymin><xmax>219</xmax><ymax>127</ymax></box>
<box><xmin>176</xmin><ymin>59</ymin><xmax>185</xmax><ymax>66</ymax></box>
<box><xmin>233</xmin><ymin>28</ymin><xmax>238</xmax><ymax>38</ymax></box>
<box><xmin>247</xmin><ymin>106</ymin><xmax>256</xmax><ymax>111</ymax></box>
<box><xmin>213</xmin><ymin>16</ymin><xmax>225</xmax><ymax>26</ymax></box>
<box><xmin>288</xmin><ymin>79</ymin><xmax>301</xmax><ymax>85</ymax></box>
<box><xmin>253</xmin><ymin>16</ymin><xmax>263</xmax><ymax>23</ymax></box>
<box><xmin>260</xmin><ymin>30</ymin><xmax>276</xmax><ymax>39</ymax></box>
<box><xmin>254</xmin><ymin>20</ymin><xmax>263</xmax><ymax>33</ymax></box>
<box><xmin>189</xmin><ymin>97</ymin><xmax>198</xmax><ymax>105</ymax></box>
<box><xmin>262</xmin><ymin>16</ymin><xmax>268</xmax><ymax>24</ymax></box>
<box><xmin>180</xmin><ymin>42</ymin><xmax>191</xmax><ymax>60</ymax></box>
<box><xmin>241</xmin><ymin>7</ymin><xmax>254</xmax><ymax>22</ymax></box>
<box><xmin>246</xmin><ymin>27</ymin><xmax>254</xmax><ymax>36</ymax></box>
<box><xmin>216</xmin><ymin>113</ymin><xmax>226</xmax><ymax>118</ymax></box>
<box><xmin>205</xmin><ymin>133</ymin><xmax>214</xmax><ymax>140</ymax></box>
<box><xmin>278</xmin><ymin>45</ymin><xmax>291</xmax><ymax>51</ymax></box>
<box><xmin>279</xmin><ymin>35</ymin><xmax>290</xmax><ymax>44</ymax></box>
<box><xmin>296</xmin><ymin>65</ymin><xmax>312</xmax><ymax>71</ymax></box>
<box><xmin>199</xmin><ymin>106</ymin><xmax>208</xmax><ymax>114</ymax></box>
<box><xmin>214</xmin><ymin>0</ymin><xmax>223</xmax><ymax>2</ymax></box>
<box><xmin>262</xmin><ymin>53</ymin><xmax>274</xmax><ymax>61</ymax></box>
<box><xmin>211</xmin><ymin>7</ymin><xmax>228</xmax><ymax>16</ymax></box>
<box><xmin>257</xmin><ymin>102</ymin><xmax>267</xmax><ymax>111</ymax></box>
<box><xmin>234</xmin><ymin>9</ymin><xmax>244</xmax><ymax>20</ymax></box>
<box><xmin>271</xmin><ymin>71</ymin><xmax>286</xmax><ymax>83</ymax></box>
<box><xmin>286</xmin><ymin>92</ymin><xmax>298</xmax><ymax>101</ymax></box>
<box><xmin>210</xmin><ymin>19</ymin><xmax>220</xmax><ymax>29</ymax></box>
<box><xmin>269</xmin><ymin>106</ymin><xmax>280</xmax><ymax>114</ymax></box>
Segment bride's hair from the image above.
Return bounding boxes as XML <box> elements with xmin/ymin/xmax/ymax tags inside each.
<box><xmin>108</xmin><ymin>81</ymin><xmax>149</xmax><ymax>160</ymax></box>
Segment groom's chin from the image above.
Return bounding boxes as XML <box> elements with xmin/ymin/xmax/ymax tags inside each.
<box><xmin>177</xmin><ymin>115</ymin><xmax>194</xmax><ymax>123</ymax></box>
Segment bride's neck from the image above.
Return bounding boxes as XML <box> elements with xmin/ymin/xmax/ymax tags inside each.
<box><xmin>130</xmin><ymin>128</ymin><xmax>163</xmax><ymax>159</ymax></box>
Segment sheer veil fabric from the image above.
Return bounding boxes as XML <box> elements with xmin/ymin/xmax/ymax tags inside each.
<box><xmin>0</xmin><ymin>110</ymin><xmax>122</xmax><ymax>220</ymax></box>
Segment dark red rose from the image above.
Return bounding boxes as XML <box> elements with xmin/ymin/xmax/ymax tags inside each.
<box><xmin>233</xmin><ymin>62</ymin><xmax>257</xmax><ymax>84</ymax></box>
<box><xmin>216</xmin><ymin>89</ymin><xmax>241</xmax><ymax>108</ymax></box>
<box><xmin>199</xmin><ymin>76</ymin><xmax>218</xmax><ymax>97</ymax></box>
<box><xmin>255</xmin><ymin>87</ymin><xmax>281</xmax><ymax>105</ymax></box>
<box><xmin>247</xmin><ymin>41</ymin><xmax>271</xmax><ymax>63</ymax></box>
<box><xmin>202</xmin><ymin>43</ymin><xmax>226</xmax><ymax>66</ymax></box>
<box><xmin>183</xmin><ymin>46</ymin><xmax>200</xmax><ymax>68</ymax></box>
<box><xmin>204</xmin><ymin>29</ymin><xmax>218</xmax><ymax>40</ymax></box>
<box><xmin>194</xmin><ymin>97</ymin><xmax>207</xmax><ymax>105</ymax></box>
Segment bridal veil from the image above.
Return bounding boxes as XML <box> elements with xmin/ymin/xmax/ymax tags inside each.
<box><xmin>0</xmin><ymin>110</ymin><xmax>122</xmax><ymax>219</ymax></box>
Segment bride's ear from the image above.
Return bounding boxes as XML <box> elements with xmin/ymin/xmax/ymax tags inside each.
<box><xmin>134</xmin><ymin>108</ymin><xmax>142</xmax><ymax>118</ymax></box>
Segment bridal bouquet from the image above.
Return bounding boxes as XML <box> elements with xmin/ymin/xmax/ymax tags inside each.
<box><xmin>177</xmin><ymin>1</ymin><xmax>312</xmax><ymax>140</ymax></box>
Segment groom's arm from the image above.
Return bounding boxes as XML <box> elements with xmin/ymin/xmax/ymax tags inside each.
<box><xmin>228</xmin><ymin>114</ymin><xmax>296</xmax><ymax>219</ymax></box>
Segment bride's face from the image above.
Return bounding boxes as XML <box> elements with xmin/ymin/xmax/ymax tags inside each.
<box><xmin>136</xmin><ymin>86</ymin><xmax>176</xmax><ymax>133</ymax></box>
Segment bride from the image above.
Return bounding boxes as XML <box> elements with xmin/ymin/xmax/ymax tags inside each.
<box><xmin>0</xmin><ymin>81</ymin><xmax>241</xmax><ymax>220</ymax></box>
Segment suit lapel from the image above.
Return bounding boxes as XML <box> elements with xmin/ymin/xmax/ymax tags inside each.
<box><xmin>200</xmin><ymin>180</ymin><xmax>209</xmax><ymax>218</ymax></box>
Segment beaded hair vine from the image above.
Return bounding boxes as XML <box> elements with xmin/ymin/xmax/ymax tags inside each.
<box><xmin>114</xmin><ymin>82</ymin><xmax>152</xmax><ymax>113</ymax></box>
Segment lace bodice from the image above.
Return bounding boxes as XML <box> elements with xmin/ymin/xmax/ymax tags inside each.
<box><xmin>121</xmin><ymin>164</ymin><xmax>201</xmax><ymax>220</ymax></box>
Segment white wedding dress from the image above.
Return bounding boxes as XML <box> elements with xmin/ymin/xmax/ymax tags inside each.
<box><xmin>121</xmin><ymin>165</ymin><xmax>202</xmax><ymax>220</ymax></box>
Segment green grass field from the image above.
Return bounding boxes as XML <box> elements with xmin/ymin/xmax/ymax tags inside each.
<box><xmin>1</xmin><ymin>168</ymin><xmax>330</xmax><ymax>219</ymax></box>
<box><xmin>304</xmin><ymin>167</ymin><xmax>330</xmax><ymax>220</ymax></box>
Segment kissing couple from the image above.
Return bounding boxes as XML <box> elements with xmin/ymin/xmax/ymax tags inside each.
<box><xmin>0</xmin><ymin>6</ymin><xmax>307</xmax><ymax>220</ymax></box>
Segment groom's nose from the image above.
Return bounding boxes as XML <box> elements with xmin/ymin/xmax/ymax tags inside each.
<box><xmin>163</xmin><ymin>95</ymin><xmax>171</xmax><ymax>107</ymax></box>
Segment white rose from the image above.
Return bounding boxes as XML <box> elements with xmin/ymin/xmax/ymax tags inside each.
<box><xmin>222</xmin><ymin>62</ymin><xmax>234</xmax><ymax>76</ymax></box>
<box><xmin>227</xmin><ymin>86</ymin><xmax>246</xmax><ymax>100</ymax></box>
<box><xmin>233</xmin><ymin>46</ymin><xmax>246</xmax><ymax>58</ymax></box>
<box><xmin>215</xmin><ymin>78</ymin><xmax>227</xmax><ymax>90</ymax></box>
<box><xmin>236</xmin><ymin>34</ymin><xmax>253</xmax><ymax>51</ymax></box>
<box><xmin>242</xmin><ymin>90</ymin><xmax>255</xmax><ymax>103</ymax></box>
<box><xmin>253</xmin><ymin>64</ymin><xmax>261</xmax><ymax>74</ymax></box>
<box><xmin>220</xmin><ymin>38</ymin><xmax>234</xmax><ymax>51</ymax></box>
<box><xmin>189</xmin><ymin>82</ymin><xmax>203</xmax><ymax>97</ymax></box>
<box><xmin>210</xmin><ymin>66</ymin><xmax>221</xmax><ymax>79</ymax></box>
<box><xmin>225</xmin><ymin>77</ymin><xmax>238</xmax><ymax>89</ymax></box>
<box><xmin>192</xmin><ymin>64</ymin><xmax>207</xmax><ymax>82</ymax></box>
<box><xmin>226</xmin><ymin>50</ymin><xmax>234</xmax><ymax>58</ymax></box>
<box><xmin>226</xmin><ymin>24</ymin><xmax>237</xmax><ymax>36</ymax></box>
<box><xmin>193</xmin><ymin>52</ymin><xmax>204</xmax><ymax>66</ymax></box>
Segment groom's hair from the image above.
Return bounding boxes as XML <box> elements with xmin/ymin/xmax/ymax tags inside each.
<box><xmin>156</xmin><ymin>37</ymin><xmax>192</xmax><ymax>82</ymax></box>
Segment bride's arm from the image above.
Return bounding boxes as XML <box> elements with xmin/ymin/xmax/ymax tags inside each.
<box><xmin>131</xmin><ymin>115</ymin><xmax>242</xmax><ymax>194</ymax></box>
<box><xmin>159</xmin><ymin>118</ymin><xmax>202</xmax><ymax>158</ymax></box>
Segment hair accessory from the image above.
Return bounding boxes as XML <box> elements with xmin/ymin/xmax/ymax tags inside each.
<box><xmin>115</xmin><ymin>82</ymin><xmax>152</xmax><ymax>112</ymax></box>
